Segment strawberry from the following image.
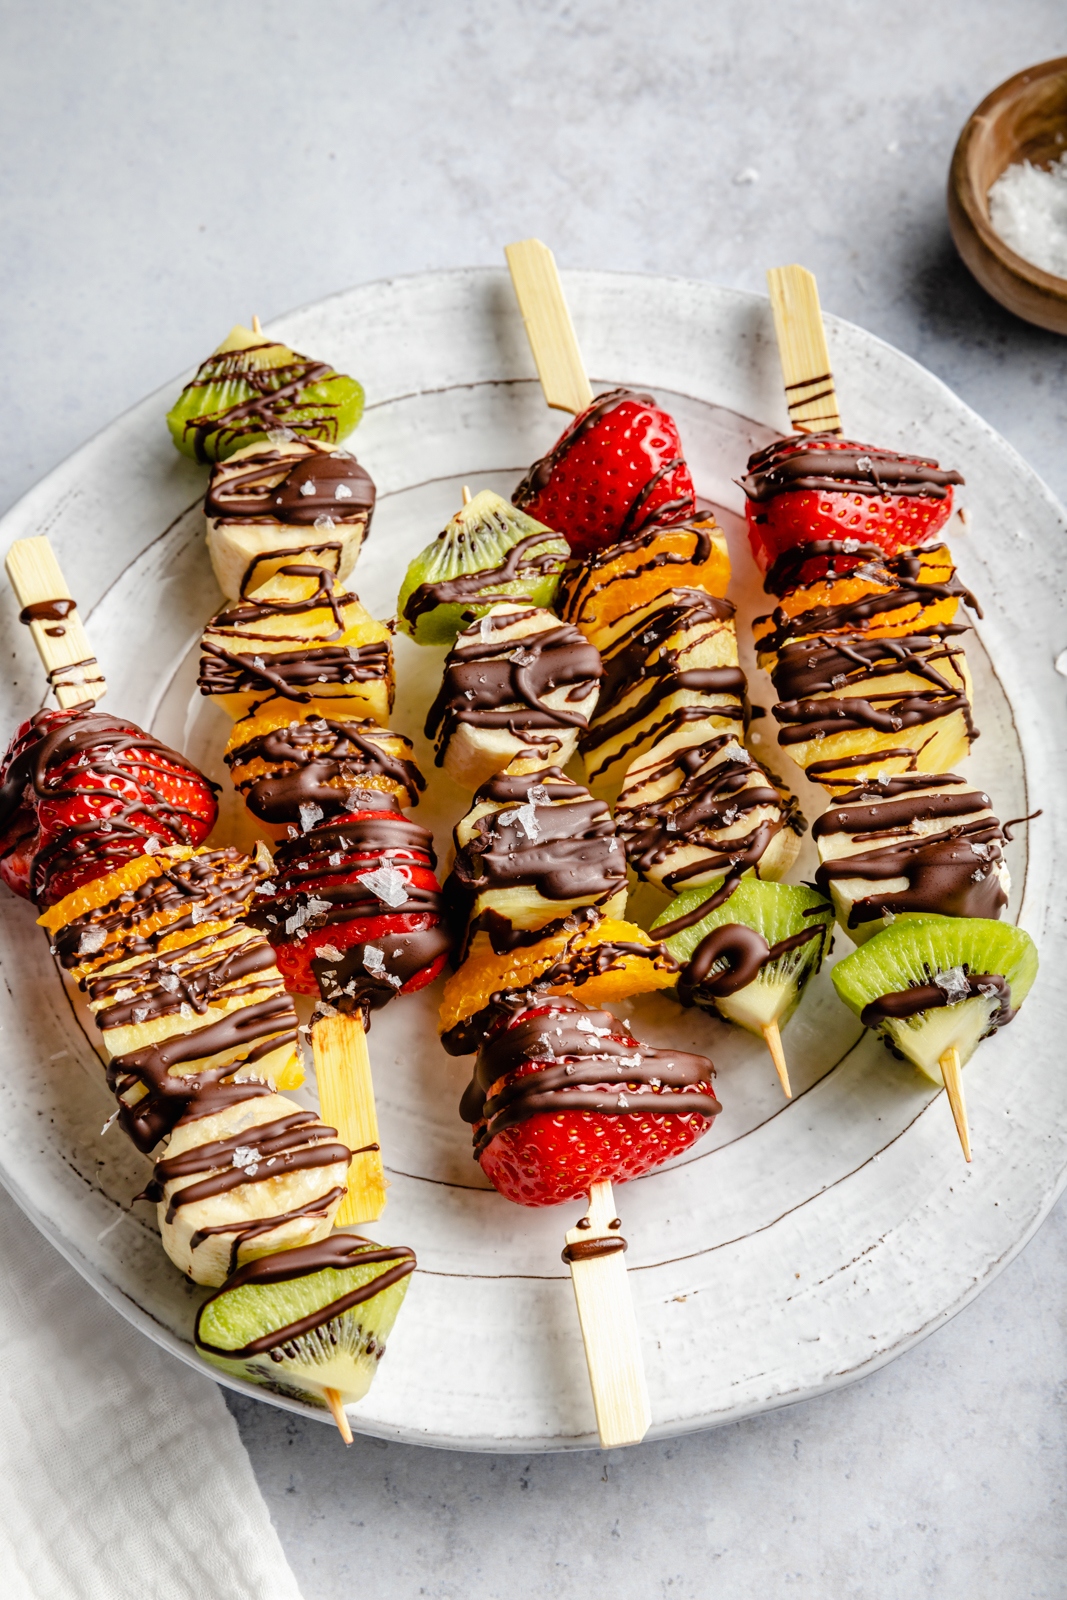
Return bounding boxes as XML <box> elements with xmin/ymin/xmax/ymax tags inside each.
<box><xmin>461</xmin><ymin>998</ymin><xmax>719</xmax><ymax>1207</ymax></box>
<box><xmin>513</xmin><ymin>388</ymin><xmax>696</xmax><ymax>559</ymax></box>
<box><xmin>743</xmin><ymin>432</ymin><xmax>964</xmax><ymax>577</ymax></box>
<box><xmin>252</xmin><ymin>799</ymin><xmax>451</xmax><ymax>1010</ymax></box>
<box><xmin>0</xmin><ymin>709</ymin><xmax>218</xmax><ymax>907</ymax></box>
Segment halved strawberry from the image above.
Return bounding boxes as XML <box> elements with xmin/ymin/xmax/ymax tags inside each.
<box><xmin>743</xmin><ymin>433</ymin><xmax>964</xmax><ymax>576</ymax></box>
<box><xmin>0</xmin><ymin>709</ymin><xmax>218</xmax><ymax>906</ymax></box>
<box><xmin>461</xmin><ymin>998</ymin><xmax>719</xmax><ymax>1207</ymax></box>
<box><xmin>250</xmin><ymin>800</ymin><xmax>451</xmax><ymax>1006</ymax></box>
<box><xmin>513</xmin><ymin>388</ymin><xmax>695</xmax><ymax>559</ymax></box>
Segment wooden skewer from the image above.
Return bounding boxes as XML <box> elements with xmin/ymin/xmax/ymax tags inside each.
<box><xmin>761</xmin><ymin>1021</ymin><xmax>792</xmax><ymax>1099</ymax></box>
<box><xmin>312</xmin><ymin>1012</ymin><xmax>388</xmax><ymax>1228</ymax></box>
<box><xmin>939</xmin><ymin>1046</ymin><xmax>972</xmax><ymax>1162</ymax></box>
<box><xmin>323</xmin><ymin>1385</ymin><xmax>353</xmax><ymax>1445</ymax></box>
<box><xmin>251</xmin><ymin>314</ymin><xmax>262</xmax><ymax>335</ymax></box>
<box><xmin>6</xmin><ymin>538</ymin><xmax>107</xmax><ymax>708</ymax></box>
<box><xmin>461</xmin><ymin>485</ymin><xmax>472</xmax><ymax>505</ymax></box>
<box><xmin>766</xmin><ymin>265</ymin><xmax>843</xmax><ymax>436</ymax></box>
<box><xmin>564</xmin><ymin>1179</ymin><xmax>651</xmax><ymax>1449</ymax></box>
<box><xmin>505</xmin><ymin>239</ymin><xmax>594</xmax><ymax>415</ymax></box>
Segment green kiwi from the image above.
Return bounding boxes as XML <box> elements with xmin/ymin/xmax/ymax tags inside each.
<box><xmin>167</xmin><ymin>323</ymin><xmax>364</xmax><ymax>464</ymax></box>
<box><xmin>396</xmin><ymin>489</ymin><xmax>568</xmax><ymax>645</ymax></box>
<box><xmin>832</xmin><ymin>913</ymin><xmax>1038</xmax><ymax>1079</ymax></box>
<box><xmin>652</xmin><ymin>875</ymin><xmax>834</xmax><ymax>1036</ymax></box>
<box><xmin>194</xmin><ymin>1236</ymin><xmax>414</xmax><ymax>1407</ymax></box>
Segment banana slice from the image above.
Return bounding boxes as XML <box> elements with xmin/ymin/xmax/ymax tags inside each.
<box><xmin>148</xmin><ymin>1094</ymin><xmax>350</xmax><ymax>1285</ymax></box>
<box><xmin>425</xmin><ymin>603</ymin><xmax>602</xmax><ymax>790</ymax></box>
<box><xmin>813</xmin><ymin>772</ymin><xmax>1010</xmax><ymax>942</ymax></box>
<box><xmin>205</xmin><ymin>439</ymin><xmax>375</xmax><ymax>599</ymax></box>
<box><xmin>445</xmin><ymin>764</ymin><xmax>628</xmax><ymax>960</ymax></box>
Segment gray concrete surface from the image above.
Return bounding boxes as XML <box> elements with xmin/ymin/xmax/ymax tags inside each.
<box><xmin>3</xmin><ymin>3</ymin><xmax>1067</xmax><ymax>1596</ymax></box>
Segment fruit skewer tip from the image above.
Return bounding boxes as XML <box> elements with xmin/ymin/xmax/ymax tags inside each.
<box><xmin>766</xmin><ymin>264</ymin><xmax>843</xmax><ymax>437</ymax></box>
<box><xmin>939</xmin><ymin>1046</ymin><xmax>972</xmax><ymax>1162</ymax></box>
<box><xmin>323</xmin><ymin>1385</ymin><xmax>354</xmax><ymax>1445</ymax></box>
<box><xmin>505</xmin><ymin>238</ymin><xmax>594</xmax><ymax>416</ymax></box>
<box><xmin>565</xmin><ymin>1178</ymin><xmax>651</xmax><ymax>1449</ymax></box>
<box><xmin>461</xmin><ymin>484</ymin><xmax>472</xmax><ymax>505</ymax></box>
<box><xmin>6</xmin><ymin>536</ymin><xmax>107</xmax><ymax>709</ymax></box>
<box><xmin>761</xmin><ymin>1021</ymin><xmax>792</xmax><ymax>1099</ymax></box>
<box><xmin>251</xmin><ymin>314</ymin><xmax>261</xmax><ymax>335</ymax></box>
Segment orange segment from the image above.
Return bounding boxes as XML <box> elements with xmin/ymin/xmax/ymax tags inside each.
<box><xmin>558</xmin><ymin>518</ymin><xmax>730</xmax><ymax>647</ymax></box>
<box><xmin>754</xmin><ymin>544</ymin><xmax>965</xmax><ymax>664</ymax></box>
<box><xmin>37</xmin><ymin>849</ymin><xmax>190</xmax><ymax>933</ymax></box>
<box><xmin>439</xmin><ymin>914</ymin><xmax>678</xmax><ymax>1035</ymax></box>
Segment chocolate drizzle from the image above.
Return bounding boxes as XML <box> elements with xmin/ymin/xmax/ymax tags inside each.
<box><xmin>142</xmin><ymin>1110</ymin><xmax>349</xmax><ymax>1218</ymax></box>
<box><xmin>460</xmin><ymin>996</ymin><xmax>719</xmax><ymax>1157</ymax></box>
<box><xmin>205</xmin><ymin>445</ymin><xmax>375</xmax><ymax>525</ymax></box>
<box><xmin>813</xmin><ymin>778</ymin><xmax>1008</xmax><ymax>927</ymax></box>
<box><xmin>402</xmin><ymin>529</ymin><xmax>567</xmax><ymax>629</ymax></box>
<box><xmin>194</xmin><ymin>1234</ymin><xmax>417</xmax><ymax>1359</ymax></box>
<box><xmin>677</xmin><ymin>921</ymin><xmax>830</xmax><ymax>1006</ymax></box>
<box><xmin>861</xmin><ymin>972</ymin><xmax>1012</xmax><ymax>1029</ymax></box>
<box><xmin>248</xmin><ymin>797</ymin><xmax>450</xmax><ymax>1019</ymax></box>
<box><xmin>557</xmin><ymin>520</ymin><xmax>718</xmax><ymax>630</ymax></box>
<box><xmin>55</xmin><ymin>845</ymin><xmax>267</xmax><ymax>969</ymax></box>
<box><xmin>440</xmin><ymin>921</ymin><xmax>676</xmax><ymax>1055</ymax></box>
<box><xmin>615</xmin><ymin>733</ymin><xmax>800</xmax><ymax>892</ymax></box>
<box><xmin>425</xmin><ymin>610</ymin><xmax>603</xmax><ymax>765</ymax></box>
<box><xmin>444</xmin><ymin>769</ymin><xmax>626</xmax><ymax>959</ymax></box>
<box><xmin>754</xmin><ymin>545</ymin><xmax>981</xmax><ymax>657</ymax></box>
<box><xmin>0</xmin><ymin>709</ymin><xmax>218</xmax><ymax>906</ymax></box>
<box><xmin>226</xmin><ymin>718</ymin><xmax>424</xmax><ymax>823</ymax></box>
<box><xmin>742</xmin><ymin>434</ymin><xmax>964</xmax><ymax>503</ymax></box>
<box><xmin>176</xmin><ymin>343</ymin><xmax>347</xmax><ymax>463</ymax></box>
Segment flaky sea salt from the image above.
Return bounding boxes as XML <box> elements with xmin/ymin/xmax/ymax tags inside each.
<box><xmin>934</xmin><ymin>966</ymin><xmax>971</xmax><ymax>1004</ymax></box>
<box><xmin>363</xmin><ymin>944</ymin><xmax>402</xmax><ymax>987</ymax></box>
<box><xmin>357</xmin><ymin>865</ymin><xmax>409</xmax><ymax>907</ymax></box>
<box><xmin>299</xmin><ymin>801</ymin><xmax>324</xmax><ymax>833</ymax></box>
<box><xmin>988</xmin><ymin>152</ymin><xmax>1067</xmax><ymax>278</ymax></box>
<box><xmin>335</xmin><ymin>482</ymin><xmax>353</xmax><ymax>500</ymax></box>
<box><xmin>299</xmin><ymin>478</ymin><xmax>317</xmax><ymax>497</ymax></box>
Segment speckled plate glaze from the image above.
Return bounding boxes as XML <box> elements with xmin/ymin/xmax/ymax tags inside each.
<box><xmin>0</xmin><ymin>270</ymin><xmax>1064</xmax><ymax>1452</ymax></box>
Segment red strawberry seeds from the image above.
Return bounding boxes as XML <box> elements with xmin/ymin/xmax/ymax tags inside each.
<box><xmin>513</xmin><ymin>389</ymin><xmax>696</xmax><ymax>560</ymax></box>
<box><xmin>461</xmin><ymin>997</ymin><xmax>719</xmax><ymax>1207</ymax></box>
<box><xmin>742</xmin><ymin>432</ymin><xmax>964</xmax><ymax>575</ymax></box>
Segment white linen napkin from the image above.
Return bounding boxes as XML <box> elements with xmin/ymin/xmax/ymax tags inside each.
<box><xmin>0</xmin><ymin>1185</ymin><xmax>303</xmax><ymax>1600</ymax></box>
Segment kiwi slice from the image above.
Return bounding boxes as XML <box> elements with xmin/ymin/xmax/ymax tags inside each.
<box><xmin>168</xmin><ymin>323</ymin><xmax>364</xmax><ymax>464</ymax></box>
<box><xmin>194</xmin><ymin>1235</ymin><xmax>415</xmax><ymax>1407</ymax></box>
<box><xmin>832</xmin><ymin>913</ymin><xmax>1038</xmax><ymax>1080</ymax></box>
<box><xmin>652</xmin><ymin>876</ymin><xmax>833</xmax><ymax>1035</ymax></box>
<box><xmin>397</xmin><ymin>490</ymin><xmax>568</xmax><ymax>646</ymax></box>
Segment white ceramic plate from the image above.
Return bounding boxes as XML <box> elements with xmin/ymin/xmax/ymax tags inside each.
<box><xmin>0</xmin><ymin>270</ymin><xmax>1064</xmax><ymax>1452</ymax></box>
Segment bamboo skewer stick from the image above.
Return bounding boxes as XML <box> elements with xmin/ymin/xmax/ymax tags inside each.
<box><xmin>323</xmin><ymin>1385</ymin><xmax>354</xmax><ymax>1445</ymax></box>
<box><xmin>761</xmin><ymin>1022</ymin><xmax>792</xmax><ymax>1099</ymax></box>
<box><xmin>6</xmin><ymin>538</ymin><xmax>107</xmax><ymax>708</ymax></box>
<box><xmin>939</xmin><ymin>1046</ymin><xmax>972</xmax><ymax>1163</ymax></box>
<box><xmin>501</xmin><ymin>250</ymin><xmax>652</xmax><ymax>1446</ymax></box>
<box><xmin>461</xmin><ymin>484</ymin><xmax>472</xmax><ymax>505</ymax></box>
<box><xmin>505</xmin><ymin>239</ymin><xmax>594</xmax><ymax>415</ymax></box>
<box><xmin>564</xmin><ymin>1179</ymin><xmax>651</xmax><ymax>1448</ymax></box>
<box><xmin>312</xmin><ymin>1012</ymin><xmax>388</xmax><ymax>1227</ymax></box>
<box><xmin>766</xmin><ymin>266</ymin><xmax>843</xmax><ymax>436</ymax></box>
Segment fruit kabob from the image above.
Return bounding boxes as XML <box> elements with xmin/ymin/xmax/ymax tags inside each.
<box><xmin>2</xmin><ymin>538</ymin><xmax>415</xmax><ymax>1438</ymax></box>
<box><xmin>746</xmin><ymin>265</ymin><xmax>1039</xmax><ymax>1157</ymax></box>
<box><xmin>505</xmin><ymin>242</ymin><xmax>832</xmax><ymax>1099</ymax></box>
<box><xmin>398</xmin><ymin>480</ymin><xmax>720</xmax><ymax>1448</ymax></box>
<box><xmin>195</xmin><ymin>497</ymin><xmax>451</xmax><ymax>1235</ymax></box>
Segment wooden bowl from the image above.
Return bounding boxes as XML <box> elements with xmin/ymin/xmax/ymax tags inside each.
<box><xmin>948</xmin><ymin>56</ymin><xmax>1067</xmax><ymax>334</ymax></box>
